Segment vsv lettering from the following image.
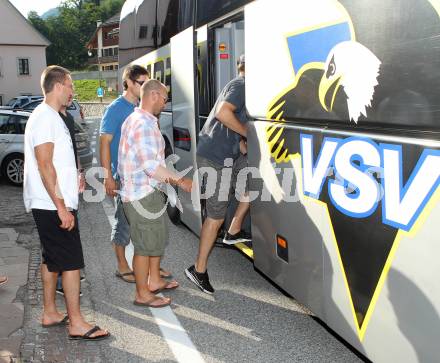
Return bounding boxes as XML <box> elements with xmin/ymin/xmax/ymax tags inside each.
<box><xmin>300</xmin><ymin>134</ymin><xmax>440</xmax><ymax>231</ymax></box>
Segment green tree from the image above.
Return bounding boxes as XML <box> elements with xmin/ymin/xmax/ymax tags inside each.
<box><xmin>28</xmin><ymin>0</ymin><xmax>124</xmax><ymax>70</ymax></box>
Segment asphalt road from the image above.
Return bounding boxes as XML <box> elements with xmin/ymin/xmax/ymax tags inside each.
<box><xmin>77</xmin><ymin>117</ymin><xmax>364</xmax><ymax>363</ymax></box>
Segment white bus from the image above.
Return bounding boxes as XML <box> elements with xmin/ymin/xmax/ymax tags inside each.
<box><xmin>119</xmin><ymin>1</ymin><xmax>440</xmax><ymax>362</ymax></box>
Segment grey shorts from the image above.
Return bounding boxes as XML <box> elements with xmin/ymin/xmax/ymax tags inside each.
<box><xmin>197</xmin><ymin>154</ymin><xmax>248</xmax><ymax>220</ymax></box>
<box><xmin>122</xmin><ymin>190</ymin><xmax>168</xmax><ymax>257</ymax></box>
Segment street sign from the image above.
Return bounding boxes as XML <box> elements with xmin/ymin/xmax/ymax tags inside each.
<box><xmin>97</xmin><ymin>87</ymin><xmax>104</xmax><ymax>97</ymax></box>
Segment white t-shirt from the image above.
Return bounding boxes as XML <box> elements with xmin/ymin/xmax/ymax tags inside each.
<box><xmin>23</xmin><ymin>102</ymin><xmax>78</xmax><ymax>212</ymax></box>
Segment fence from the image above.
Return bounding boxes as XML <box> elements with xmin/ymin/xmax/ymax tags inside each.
<box><xmin>79</xmin><ymin>102</ymin><xmax>110</xmax><ymax>117</ymax></box>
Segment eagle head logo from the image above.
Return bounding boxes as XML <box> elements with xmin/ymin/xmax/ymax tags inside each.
<box><xmin>319</xmin><ymin>41</ymin><xmax>381</xmax><ymax>123</ymax></box>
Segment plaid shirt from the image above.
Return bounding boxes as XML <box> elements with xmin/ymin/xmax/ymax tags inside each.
<box><xmin>118</xmin><ymin>108</ymin><xmax>165</xmax><ymax>202</ymax></box>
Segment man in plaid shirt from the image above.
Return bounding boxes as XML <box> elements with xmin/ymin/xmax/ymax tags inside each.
<box><xmin>118</xmin><ymin>79</ymin><xmax>192</xmax><ymax>308</ymax></box>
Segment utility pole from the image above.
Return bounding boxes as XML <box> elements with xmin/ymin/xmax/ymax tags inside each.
<box><xmin>98</xmin><ymin>54</ymin><xmax>102</xmax><ymax>103</ymax></box>
<box><xmin>88</xmin><ymin>48</ymin><xmax>103</xmax><ymax>103</ymax></box>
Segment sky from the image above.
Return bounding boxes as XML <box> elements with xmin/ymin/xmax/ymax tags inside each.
<box><xmin>9</xmin><ymin>0</ymin><xmax>64</xmax><ymax>17</ymax></box>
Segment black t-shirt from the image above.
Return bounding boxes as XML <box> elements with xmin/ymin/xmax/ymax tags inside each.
<box><xmin>197</xmin><ymin>75</ymin><xmax>247</xmax><ymax>166</ymax></box>
<box><xmin>59</xmin><ymin>111</ymin><xmax>78</xmax><ymax>168</ymax></box>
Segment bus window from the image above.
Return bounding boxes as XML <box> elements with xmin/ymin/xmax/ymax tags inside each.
<box><xmin>159</xmin><ymin>0</ymin><xmax>178</xmax><ymax>46</ymax></box>
<box><xmin>153</xmin><ymin>59</ymin><xmax>165</xmax><ymax>84</ymax></box>
<box><xmin>165</xmin><ymin>57</ymin><xmax>172</xmax><ymax>95</ymax></box>
<box><xmin>197</xmin><ymin>40</ymin><xmax>210</xmax><ymax>119</ymax></box>
<box><xmin>119</xmin><ymin>0</ymin><xmax>157</xmax><ymax>67</ymax></box>
<box><xmin>120</xmin><ymin>0</ymin><xmax>193</xmax><ymax>66</ymax></box>
<box><xmin>164</xmin><ymin>57</ymin><xmax>172</xmax><ymax>111</ymax></box>
<box><xmin>196</xmin><ymin>0</ymin><xmax>253</xmax><ymax>27</ymax></box>
<box><xmin>153</xmin><ymin>57</ymin><xmax>172</xmax><ymax>109</ymax></box>
<box><xmin>177</xmin><ymin>0</ymin><xmax>194</xmax><ymax>30</ymax></box>
<box><xmin>159</xmin><ymin>0</ymin><xmax>194</xmax><ymax>47</ymax></box>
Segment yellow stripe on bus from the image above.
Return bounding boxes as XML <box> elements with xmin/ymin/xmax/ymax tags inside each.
<box><xmin>234</xmin><ymin>242</ymin><xmax>254</xmax><ymax>259</ymax></box>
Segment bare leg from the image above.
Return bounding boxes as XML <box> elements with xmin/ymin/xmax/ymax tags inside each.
<box><xmin>133</xmin><ymin>255</ymin><xmax>170</xmax><ymax>305</ymax></box>
<box><xmin>228</xmin><ymin>194</ymin><xmax>250</xmax><ymax>235</ymax></box>
<box><xmin>148</xmin><ymin>257</ymin><xmax>178</xmax><ymax>292</ymax></box>
<box><xmin>149</xmin><ymin>258</ymin><xmax>172</xmax><ymax>279</ymax></box>
<box><xmin>41</xmin><ymin>264</ymin><xmax>64</xmax><ymax>325</ymax></box>
<box><xmin>148</xmin><ymin>256</ymin><xmax>161</xmax><ymax>287</ymax></box>
<box><xmin>196</xmin><ymin>217</ymin><xmax>224</xmax><ymax>273</ymax></box>
<box><xmin>63</xmin><ymin>270</ymin><xmax>108</xmax><ymax>337</ymax></box>
<box><xmin>160</xmin><ymin>262</ymin><xmax>172</xmax><ymax>278</ymax></box>
<box><xmin>113</xmin><ymin>244</ymin><xmax>135</xmax><ymax>282</ymax></box>
<box><xmin>133</xmin><ymin>255</ymin><xmax>151</xmax><ymax>300</ymax></box>
<box><xmin>62</xmin><ymin>269</ymin><xmax>82</xmax><ymax>324</ymax></box>
<box><xmin>114</xmin><ymin>244</ymin><xmax>130</xmax><ymax>271</ymax></box>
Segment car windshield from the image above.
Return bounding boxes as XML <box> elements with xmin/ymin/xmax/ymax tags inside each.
<box><xmin>24</xmin><ymin>101</ymin><xmax>41</xmax><ymax>110</ymax></box>
<box><xmin>6</xmin><ymin>98</ymin><xmax>17</xmax><ymax>106</ymax></box>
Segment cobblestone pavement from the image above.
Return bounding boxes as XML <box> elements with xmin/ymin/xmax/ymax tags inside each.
<box><xmin>0</xmin><ymin>182</ymin><xmax>34</xmax><ymax>236</ymax></box>
<box><xmin>0</xmin><ymin>227</ymin><xmax>26</xmax><ymax>363</ymax></box>
<box><xmin>0</xmin><ymin>180</ymin><xmax>106</xmax><ymax>362</ymax></box>
<box><xmin>19</xmin><ymin>198</ymin><xmax>105</xmax><ymax>363</ymax></box>
<box><xmin>0</xmin><ymin>181</ymin><xmax>33</xmax><ymax>363</ymax></box>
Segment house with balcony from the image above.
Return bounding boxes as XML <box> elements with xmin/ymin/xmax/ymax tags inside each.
<box><xmin>0</xmin><ymin>0</ymin><xmax>50</xmax><ymax>105</ymax></box>
<box><xmin>86</xmin><ymin>12</ymin><xmax>120</xmax><ymax>71</ymax></box>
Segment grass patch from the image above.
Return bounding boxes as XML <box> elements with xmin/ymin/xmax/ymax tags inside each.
<box><xmin>73</xmin><ymin>79</ymin><xmax>118</xmax><ymax>102</ymax></box>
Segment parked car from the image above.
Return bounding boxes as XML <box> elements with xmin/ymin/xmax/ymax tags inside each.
<box><xmin>0</xmin><ymin>95</ymin><xmax>43</xmax><ymax>109</ymax></box>
<box><xmin>21</xmin><ymin>99</ymin><xmax>85</xmax><ymax>126</ymax></box>
<box><xmin>0</xmin><ymin>109</ymin><xmax>93</xmax><ymax>186</ymax></box>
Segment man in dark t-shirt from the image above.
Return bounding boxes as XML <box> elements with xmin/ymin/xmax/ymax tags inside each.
<box><xmin>185</xmin><ymin>55</ymin><xmax>250</xmax><ymax>295</ymax></box>
<box><xmin>59</xmin><ymin>109</ymin><xmax>79</xmax><ymax>168</ymax></box>
<box><xmin>197</xmin><ymin>73</ymin><xmax>247</xmax><ymax>165</ymax></box>
<box><xmin>56</xmin><ymin>105</ymin><xmax>85</xmax><ymax>295</ymax></box>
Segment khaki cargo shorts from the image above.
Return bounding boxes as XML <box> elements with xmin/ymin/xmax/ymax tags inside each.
<box><xmin>123</xmin><ymin>190</ymin><xmax>168</xmax><ymax>257</ymax></box>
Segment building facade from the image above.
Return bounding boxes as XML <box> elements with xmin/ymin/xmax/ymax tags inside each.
<box><xmin>86</xmin><ymin>13</ymin><xmax>120</xmax><ymax>72</ymax></box>
<box><xmin>118</xmin><ymin>0</ymin><xmax>189</xmax><ymax>68</ymax></box>
<box><xmin>0</xmin><ymin>1</ymin><xmax>50</xmax><ymax>106</ymax></box>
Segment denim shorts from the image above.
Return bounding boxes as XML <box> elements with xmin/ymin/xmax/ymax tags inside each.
<box><xmin>111</xmin><ymin>193</ymin><xmax>131</xmax><ymax>247</ymax></box>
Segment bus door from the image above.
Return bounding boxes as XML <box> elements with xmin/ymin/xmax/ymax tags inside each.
<box><xmin>170</xmin><ymin>27</ymin><xmax>202</xmax><ymax>234</ymax></box>
<box><xmin>213</xmin><ymin>20</ymin><xmax>245</xmax><ymax>99</ymax></box>
<box><xmin>211</xmin><ymin>19</ymin><xmax>250</xmax><ymax>234</ymax></box>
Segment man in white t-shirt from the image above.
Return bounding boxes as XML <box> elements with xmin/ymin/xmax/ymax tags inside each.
<box><xmin>23</xmin><ymin>65</ymin><xmax>109</xmax><ymax>341</ymax></box>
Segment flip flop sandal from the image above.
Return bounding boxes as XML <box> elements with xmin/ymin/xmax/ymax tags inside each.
<box><xmin>69</xmin><ymin>325</ymin><xmax>111</xmax><ymax>341</ymax></box>
<box><xmin>0</xmin><ymin>277</ymin><xmax>8</xmax><ymax>286</ymax></box>
<box><xmin>133</xmin><ymin>296</ymin><xmax>171</xmax><ymax>308</ymax></box>
<box><xmin>115</xmin><ymin>271</ymin><xmax>136</xmax><ymax>283</ymax></box>
<box><xmin>42</xmin><ymin>315</ymin><xmax>69</xmax><ymax>328</ymax></box>
<box><xmin>150</xmin><ymin>280</ymin><xmax>179</xmax><ymax>294</ymax></box>
<box><xmin>160</xmin><ymin>268</ymin><xmax>173</xmax><ymax>278</ymax></box>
